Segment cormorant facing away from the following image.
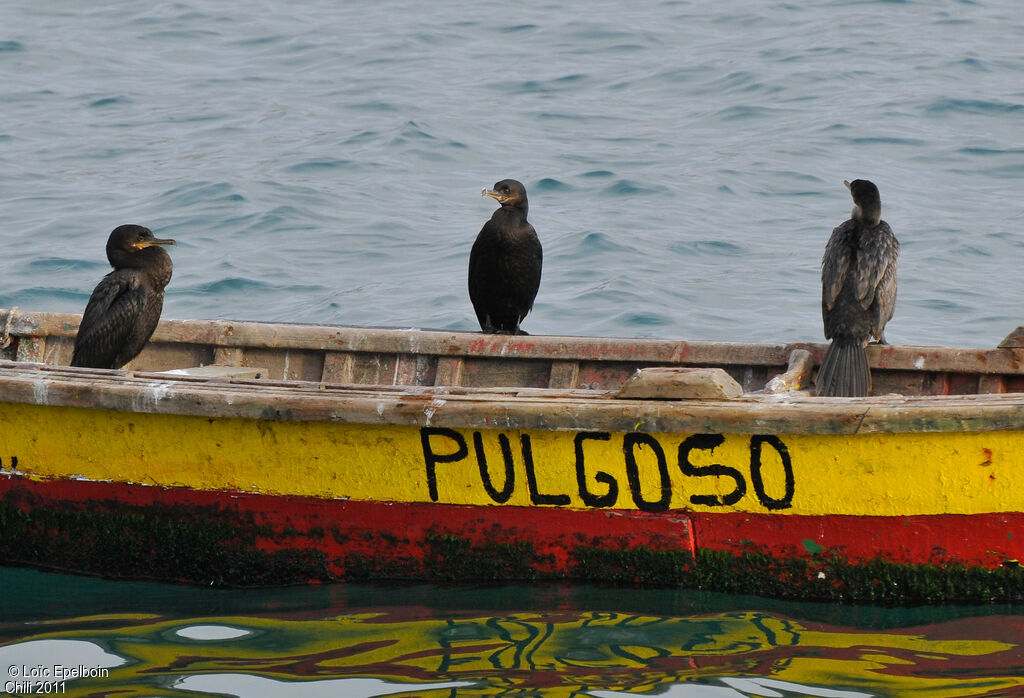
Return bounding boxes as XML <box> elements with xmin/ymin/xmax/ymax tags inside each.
<box><xmin>469</xmin><ymin>179</ymin><xmax>542</xmax><ymax>334</ymax></box>
<box><xmin>71</xmin><ymin>224</ymin><xmax>176</xmax><ymax>369</ymax></box>
<box><xmin>816</xmin><ymin>179</ymin><xmax>899</xmax><ymax>397</ymax></box>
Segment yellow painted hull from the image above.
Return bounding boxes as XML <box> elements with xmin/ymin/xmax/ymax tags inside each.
<box><xmin>3</xmin><ymin>401</ymin><xmax>1022</xmax><ymax>518</ymax></box>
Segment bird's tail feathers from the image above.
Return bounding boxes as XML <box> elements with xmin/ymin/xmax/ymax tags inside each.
<box><xmin>815</xmin><ymin>337</ymin><xmax>870</xmax><ymax>397</ymax></box>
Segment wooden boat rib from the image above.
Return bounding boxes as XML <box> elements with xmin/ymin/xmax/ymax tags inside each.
<box><xmin>2</xmin><ymin>307</ymin><xmax>1024</xmax><ymax>603</ymax></box>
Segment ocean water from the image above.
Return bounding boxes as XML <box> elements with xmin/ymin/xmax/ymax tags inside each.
<box><xmin>1</xmin><ymin>0</ymin><xmax>1023</xmax><ymax>346</ymax></box>
<box><xmin>2</xmin><ymin>569</ymin><xmax>1024</xmax><ymax>698</ymax></box>
<box><xmin>3</xmin><ymin>2</ymin><xmax>1024</xmax><ymax>696</ymax></box>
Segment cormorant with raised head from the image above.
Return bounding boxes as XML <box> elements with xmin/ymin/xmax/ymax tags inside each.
<box><xmin>469</xmin><ymin>179</ymin><xmax>542</xmax><ymax>334</ymax></box>
<box><xmin>816</xmin><ymin>179</ymin><xmax>899</xmax><ymax>397</ymax></box>
<box><xmin>71</xmin><ymin>224</ymin><xmax>176</xmax><ymax>369</ymax></box>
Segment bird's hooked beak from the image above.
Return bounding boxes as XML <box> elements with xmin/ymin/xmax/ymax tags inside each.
<box><xmin>843</xmin><ymin>180</ymin><xmax>852</xmax><ymax>191</ymax></box>
<box><xmin>133</xmin><ymin>238</ymin><xmax>176</xmax><ymax>249</ymax></box>
<box><xmin>482</xmin><ymin>188</ymin><xmax>516</xmax><ymax>205</ymax></box>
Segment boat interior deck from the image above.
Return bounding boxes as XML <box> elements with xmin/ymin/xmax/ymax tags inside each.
<box><xmin>2</xmin><ymin>308</ymin><xmax>1023</xmax><ymax>397</ymax></box>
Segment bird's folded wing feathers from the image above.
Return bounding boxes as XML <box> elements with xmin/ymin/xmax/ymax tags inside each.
<box><xmin>73</xmin><ymin>273</ymin><xmax>148</xmax><ymax>365</ymax></box>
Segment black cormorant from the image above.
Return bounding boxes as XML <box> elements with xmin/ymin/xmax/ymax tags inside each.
<box><xmin>468</xmin><ymin>179</ymin><xmax>542</xmax><ymax>334</ymax></box>
<box><xmin>71</xmin><ymin>224</ymin><xmax>176</xmax><ymax>369</ymax></box>
<box><xmin>816</xmin><ymin>179</ymin><xmax>899</xmax><ymax>397</ymax></box>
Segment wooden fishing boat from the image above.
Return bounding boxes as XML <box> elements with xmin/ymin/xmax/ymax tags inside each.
<box><xmin>2</xmin><ymin>307</ymin><xmax>1024</xmax><ymax>603</ymax></box>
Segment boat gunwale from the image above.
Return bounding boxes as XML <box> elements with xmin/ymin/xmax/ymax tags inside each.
<box><xmin>2</xmin><ymin>359</ymin><xmax>1024</xmax><ymax>436</ymax></box>
<box><xmin>4</xmin><ymin>308</ymin><xmax>1024</xmax><ymax>374</ymax></box>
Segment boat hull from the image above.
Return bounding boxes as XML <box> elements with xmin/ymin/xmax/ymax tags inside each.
<box><xmin>3</xmin><ymin>400</ymin><xmax>1023</xmax><ymax>602</ymax></box>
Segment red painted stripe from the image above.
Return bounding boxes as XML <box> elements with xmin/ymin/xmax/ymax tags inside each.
<box><xmin>0</xmin><ymin>474</ymin><xmax>694</xmax><ymax>580</ymax></box>
<box><xmin>690</xmin><ymin>511</ymin><xmax>1024</xmax><ymax>567</ymax></box>
<box><xmin>1</xmin><ymin>474</ymin><xmax>1020</xmax><ymax>583</ymax></box>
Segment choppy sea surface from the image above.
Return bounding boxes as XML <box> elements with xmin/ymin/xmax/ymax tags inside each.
<box><xmin>2</xmin><ymin>0</ymin><xmax>1023</xmax><ymax>346</ymax></box>
<box><xmin>3</xmin><ymin>1</ymin><xmax>1024</xmax><ymax>696</ymax></box>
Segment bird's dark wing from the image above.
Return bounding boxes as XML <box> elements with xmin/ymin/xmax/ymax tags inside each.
<box><xmin>468</xmin><ymin>221</ymin><xmax>498</xmax><ymax>331</ymax></box>
<box><xmin>821</xmin><ymin>222</ymin><xmax>853</xmax><ymax>312</ymax></box>
<box><xmin>855</xmin><ymin>221</ymin><xmax>899</xmax><ymax>311</ymax></box>
<box><xmin>71</xmin><ymin>270</ymin><xmax>148</xmax><ymax>368</ymax></box>
<box><xmin>514</xmin><ymin>223</ymin><xmax>542</xmax><ymax>318</ymax></box>
<box><xmin>867</xmin><ymin>223</ymin><xmax>899</xmax><ymax>339</ymax></box>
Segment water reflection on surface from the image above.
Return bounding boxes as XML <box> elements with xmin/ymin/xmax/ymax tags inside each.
<box><xmin>1</xmin><ymin>568</ymin><xmax>1022</xmax><ymax>697</ymax></box>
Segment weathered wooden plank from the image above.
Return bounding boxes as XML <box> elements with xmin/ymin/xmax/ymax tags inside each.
<box><xmin>461</xmin><ymin>357</ymin><xmax>550</xmax><ymax>389</ymax></box>
<box><xmin>764</xmin><ymin>349</ymin><xmax>814</xmax><ymax>394</ymax></box>
<box><xmin>144</xmin><ymin>327</ymin><xmax>1024</xmax><ymax>375</ymax></box>
<box><xmin>350</xmin><ymin>352</ymin><xmax>396</xmax><ymax>385</ymax></box>
<box><xmin>129</xmin><ymin>343</ymin><xmax>215</xmax><ymax>373</ymax></box>
<box><xmin>3</xmin><ymin>309</ymin><xmax>1024</xmax><ymax>391</ymax></box>
<box><xmin>14</xmin><ymin>336</ymin><xmax>45</xmax><ymax>363</ymax></box>
<box><xmin>162</xmin><ymin>365</ymin><xmax>266</xmax><ymax>379</ymax></box>
<box><xmin>238</xmin><ymin>347</ymin><xmax>324</xmax><ymax>382</ymax></box>
<box><xmin>0</xmin><ymin>309</ymin><xmax>793</xmax><ymax>365</ymax></box>
<box><xmin>1000</xmin><ymin>327</ymin><xmax>1024</xmax><ymax>348</ymax></box>
<box><xmin>42</xmin><ymin>336</ymin><xmax>74</xmax><ymax>366</ymax></box>
<box><xmin>321</xmin><ymin>352</ymin><xmax>354</xmax><ymax>383</ymax></box>
<box><xmin>869</xmin><ymin>344</ymin><xmax>1024</xmax><ymax>375</ymax></box>
<box><xmin>4</xmin><ymin>361</ymin><xmax>1024</xmax><ymax>436</ymax></box>
<box><xmin>394</xmin><ymin>354</ymin><xmax>436</xmax><ymax>386</ymax></box>
<box><xmin>434</xmin><ymin>357</ymin><xmax>464</xmax><ymax>386</ymax></box>
<box><xmin>576</xmin><ymin>361</ymin><xmax>655</xmax><ymax>391</ymax></box>
<box><xmin>979</xmin><ymin>375</ymin><xmax>1006</xmax><ymax>394</ymax></box>
<box><xmin>548</xmin><ymin>360</ymin><xmax>579</xmax><ymax>389</ymax></box>
<box><xmin>616</xmin><ymin>367</ymin><xmax>743</xmax><ymax>400</ymax></box>
<box><xmin>213</xmin><ymin>346</ymin><xmax>245</xmax><ymax>365</ymax></box>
